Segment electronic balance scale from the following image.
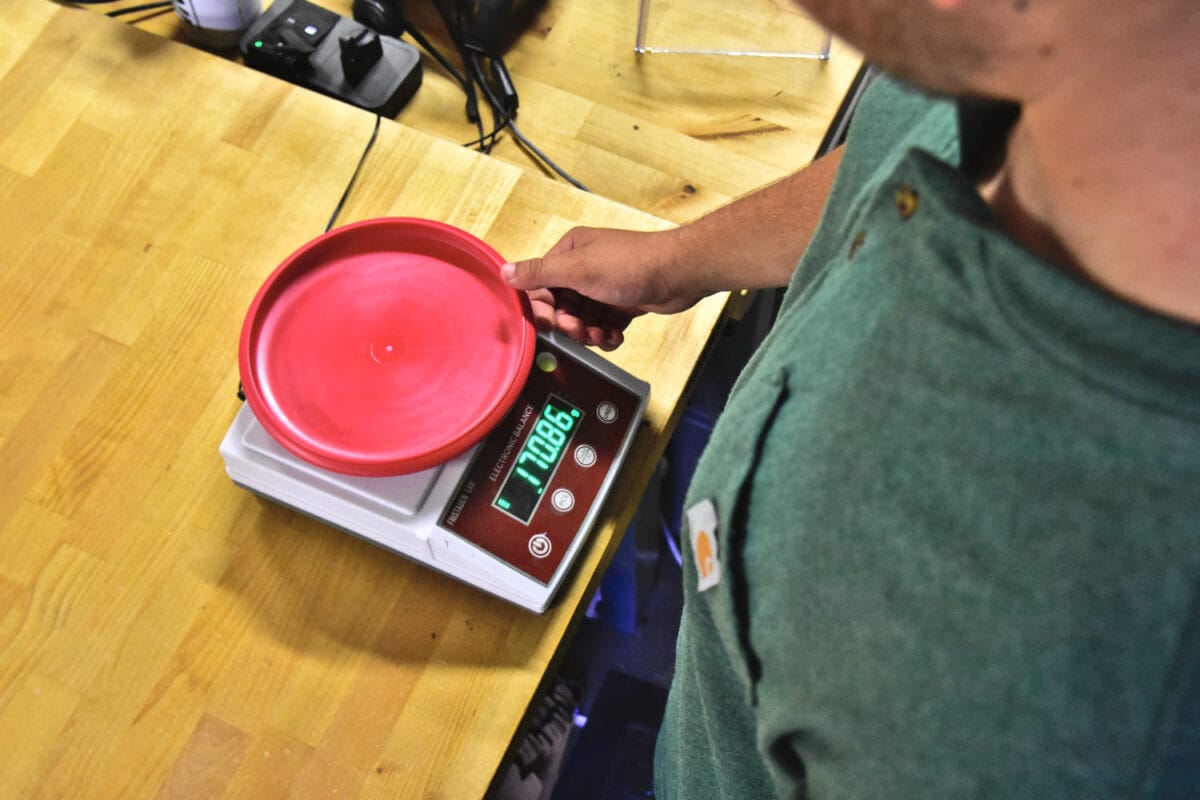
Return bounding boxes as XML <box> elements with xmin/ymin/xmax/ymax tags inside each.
<box><xmin>219</xmin><ymin>218</ymin><xmax>650</xmax><ymax>613</ymax></box>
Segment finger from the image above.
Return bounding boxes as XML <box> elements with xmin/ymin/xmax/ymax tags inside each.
<box><xmin>552</xmin><ymin>307</ymin><xmax>593</xmax><ymax>344</ymax></box>
<box><xmin>502</xmin><ymin>258</ymin><xmax>564</xmax><ymax>293</ymax></box>
<box><xmin>552</xmin><ymin>312</ymin><xmax>621</xmax><ymax>350</ymax></box>
<box><xmin>527</xmin><ymin>298</ymin><xmax>558</xmax><ymax>332</ymax></box>
<box><xmin>519</xmin><ymin>282</ymin><xmax>633</xmax><ymax>350</ymax></box>
<box><xmin>584</xmin><ymin>323</ymin><xmax>612</xmax><ymax>349</ymax></box>
<box><xmin>592</xmin><ymin>326</ymin><xmax>625</xmax><ymax>351</ymax></box>
<box><xmin>602</xmin><ymin>329</ymin><xmax>624</xmax><ymax>350</ymax></box>
<box><xmin>526</xmin><ymin>288</ymin><xmax>585</xmax><ymax>335</ymax></box>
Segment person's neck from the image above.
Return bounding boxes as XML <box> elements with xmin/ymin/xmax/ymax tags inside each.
<box><xmin>981</xmin><ymin>33</ymin><xmax>1200</xmax><ymax>324</ymax></box>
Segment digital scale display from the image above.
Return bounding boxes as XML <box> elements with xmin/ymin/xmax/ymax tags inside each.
<box><xmin>493</xmin><ymin>395</ymin><xmax>582</xmax><ymax>523</ymax></box>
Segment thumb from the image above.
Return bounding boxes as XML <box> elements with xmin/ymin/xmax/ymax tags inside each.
<box><xmin>501</xmin><ymin>258</ymin><xmax>555</xmax><ymax>292</ymax></box>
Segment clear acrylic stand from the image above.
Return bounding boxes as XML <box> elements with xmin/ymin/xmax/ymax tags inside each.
<box><xmin>635</xmin><ymin>0</ymin><xmax>832</xmax><ymax>60</ymax></box>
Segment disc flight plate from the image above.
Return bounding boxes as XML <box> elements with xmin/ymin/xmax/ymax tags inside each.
<box><xmin>239</xmin><ymin>217</ymin><xmax>535</xmax><ymax>476</ymax></box>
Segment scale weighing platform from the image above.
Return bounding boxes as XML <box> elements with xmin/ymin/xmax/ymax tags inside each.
<box><xmin>219</xmin><ymin>218</ymin><xmax>649</xmax><ymax>612</ymax></box>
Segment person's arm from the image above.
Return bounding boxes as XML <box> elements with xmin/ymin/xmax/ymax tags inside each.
<box><xmin>673</xmin><ymin>144</ymin><xmax>843</xmax><ymax>295</ymax></box>
<box><xmin>502</xmin><ymin>146</ymin><xmax>843</xmax><ymax>349</ymax></box>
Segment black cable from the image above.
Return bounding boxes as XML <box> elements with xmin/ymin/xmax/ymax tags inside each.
<box><xmin>481</xmin><ymin>87</ymin><xmax>504</xmax><ymax>153</ymax></box>
<box><xmin>455</xmin><ymin>45</ymin><xmax>488</xmax><ymax>148</ymax></box>
<box><xmin>466</xmin><ymin>54</ymin><xmax>506</xmax><ymax>153</ymax></box>
<box><xmin>401</xmin><ymin>21</ymin><xmax>491</xmax><ymax>148</ymax></box>
<box><xmin>507</xmin><ymin>117</ymin><xmax>588</xmax><ymax>191</ymax></box>
<box><xmin>468</xmin><ymin>52</ymin><xmax>589</xmax><ymax>191</ymax></box>
<box><xmin>460</xmin><ymin>122</ymin><xmax>508</xmax><ymax>151</ymax></box>
<box><xmin>403</xmin><ymin>24</ymin><xmax>468</xmax><ymax>89</ymax></box>
<box><xmin>414</xmin><ymin>3</ymin><xmax>589</xmax><ymax>184</ymax></box>
<box><xmin>325</xmin><ymin>114</ymin><xmax>382</xmax><ymax>232</ymax></box>
<box><xmin>107</xmin><ymin>1</ymin><xmax>171</xmax><ymax>16</ymax></box>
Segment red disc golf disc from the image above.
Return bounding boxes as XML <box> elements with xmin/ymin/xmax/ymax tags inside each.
<box><xmin>239</xmin><ymin>217</ymin><xmax>535</xmax><ymax>476</ymax></box>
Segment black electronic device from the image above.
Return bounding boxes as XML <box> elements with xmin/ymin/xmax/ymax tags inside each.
<box><xmin>239</xmin><ymin>0</ymin><xmax>422</xmax><ymax>117</ymax></box>
<box><xmin>351</xmin><ymin>0</ymin><xmax>406</xmax><ymax>38</ymax></box>
<box><xmin>433</xmin><ymin>0</ymin><xmax>515</xmax><ymax>56</ymax></box>
<box><xmin>346</xmin><ymin>0</ymin><xmax>584</xmax><ymax>189</ymax></box>
<box><xmin>351</xmin><ymin>0</ymin><xmax>533</xmax><ymax>57</ymax></box>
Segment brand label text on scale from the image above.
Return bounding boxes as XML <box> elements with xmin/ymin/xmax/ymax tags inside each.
<box><xmin>445</xmin><ymin>479</ymin><xmax>475</xmax><ymax>525</ymax></box>
<box><xmin>490</xmin><ymin>404</ymin><xmax>535</xmax><ymax>483</ymax></box>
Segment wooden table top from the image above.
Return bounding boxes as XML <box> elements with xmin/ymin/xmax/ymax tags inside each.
<box><xmin>0</xmin><ymin>2</ymin><xmax>736</xmax><ymax>797</ymax></box>
<box><xmin>90</xmin><ymin>0</ymin><xmax>862</xmax><ymax>223</ymax></box>
<box><xmin>2</xmin><ymin>1</ymin><xmax>859</xmax><ymax>797</ymax></box>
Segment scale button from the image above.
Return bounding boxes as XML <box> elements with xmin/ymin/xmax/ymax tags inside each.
<box><xmin>551</xmin><ymin>488</ymin><xmax>575</xmax><ymax>512</ymax></box>
<box><xmin>536</xmin><ymin>352</ymin><xmax>558</xmax><ymax>372</ymax></box>
<box><xmin>574</xmin><ymin>444</ymin><xmax>597</xmax><ymax>468</ymax></box>
<box><xmin>597</xmin><ymin>402</ymin><xmax>618</xmax><ymax>424</ymax></box>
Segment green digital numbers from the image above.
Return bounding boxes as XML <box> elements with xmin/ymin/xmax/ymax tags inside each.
<box><xmin>494</xmin><ymin>396</ymin><xmax>583</xmax><ymax>523</ymax></box>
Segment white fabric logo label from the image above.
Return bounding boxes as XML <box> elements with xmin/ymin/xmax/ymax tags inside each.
<box><xmin>687</xmin><ymin>499</ymin><xmax>721</xmax><ymax>592</ymax></box>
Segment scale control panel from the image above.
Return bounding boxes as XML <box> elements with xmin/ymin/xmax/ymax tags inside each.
<box><xmin>438</xmin><ymin>338</ymin><xmax>644</xmax><ymax>585</ymax></box>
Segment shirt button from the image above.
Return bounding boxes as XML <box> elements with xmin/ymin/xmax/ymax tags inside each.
<box><xmin>894</xmin><ymin>185</ymin><xmax>920</xmax><ymax>219</ymax></box>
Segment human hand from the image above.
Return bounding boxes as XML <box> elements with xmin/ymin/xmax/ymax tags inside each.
<box><xmin>502</xmin><ymin>226</ymin><xmax>706</xmax><ymax>350</ymax></box>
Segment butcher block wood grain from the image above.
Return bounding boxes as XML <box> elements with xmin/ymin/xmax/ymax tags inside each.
<box><xmin>91</xmin><ymin>0</ymin><xmax>862</xmax><ymax>222</ymax></box>
<box><xmin>0</xmin><ymin>3</ymin><xmax>729</xmax><ymax>798</ymax></box>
